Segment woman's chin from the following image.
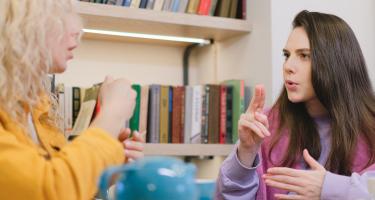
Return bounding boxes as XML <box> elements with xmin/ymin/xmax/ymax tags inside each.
<box><xmin>287</xmin><ymin>95</ymin><xmax>303</xmax><ymax>103</ymax></box>
<box><xmin>49</xmin><ymin>65</ymin><xmax>67</xmax><ymax>74</ymax></box>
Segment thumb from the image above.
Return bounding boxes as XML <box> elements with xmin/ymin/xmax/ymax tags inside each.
<box><xmin>303</xmin><ymin>149</ymin><xmax>324</xmax><ymax>170</ymax></box>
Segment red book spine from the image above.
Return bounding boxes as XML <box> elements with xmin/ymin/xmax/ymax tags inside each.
<box><xmin>219</xmin><ymin>85</ymin><xmax>227</xmax><ymax>144</ymax></box>
<box><xmin>197</xmin><ymin>0</ymin><xmax>211</xmax><ymax>15</ymax></box>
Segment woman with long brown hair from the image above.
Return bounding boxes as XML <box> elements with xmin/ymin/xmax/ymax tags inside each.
<box><xmin>216</xmin><ymin>10</ymin><xmax>375</xmax><ymax>200</ymax></box>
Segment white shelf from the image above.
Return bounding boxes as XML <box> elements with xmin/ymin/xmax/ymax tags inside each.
<box><xmin>77</xmin><ymin>1</ymin><xmax>252</xmax><ymax>45</ymax></box>
<box><xmin>144</xmin><ymin>144</ymin><xmax>235</xmax><ymax>156</ymax></box>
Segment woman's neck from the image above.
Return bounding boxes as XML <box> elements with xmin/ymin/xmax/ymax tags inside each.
<box><xmin>305</xmin><ymin>97</ymin><xmax>328</xmax><ymax>118</ymax></box>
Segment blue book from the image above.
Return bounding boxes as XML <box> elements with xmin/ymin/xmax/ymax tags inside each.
<box><xmin>122</xmin><ymin>0</ymin><xmax>132</xmax><ymax>7</ymax></box>
<box><xmin>139</xmin><ymin>0</ymin><xmax>148</xmax><ymax>8</ymax></box>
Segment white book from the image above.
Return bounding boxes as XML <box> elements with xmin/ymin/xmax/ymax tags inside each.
<box><xmin>184</xmin><ymin>85</ymin><xmax>203</xmax><ymax>144</ymax></box>
<box><xmin>153</xmin><ymin>0</ymin><xmax>164</xmax><ymax>10</ymax></box>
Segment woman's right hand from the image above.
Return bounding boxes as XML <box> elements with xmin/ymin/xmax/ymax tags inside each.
<box><xmin>91</xmin><ymin>76</ymin><xmax>136</xmax><ymax>139</ymax></box>
<box><xmin>237</xmin><ymin>85</ymin><xmax>270</xmax><ymax>167</ymax></box>
<box><xmin>99</xmin><ymin>76</ymin><xmax>136</xmax><ymax>121</ymax></box>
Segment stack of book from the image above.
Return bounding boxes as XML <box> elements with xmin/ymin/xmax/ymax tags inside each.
<box><xmin>79</xmin><ymin>0</ymin><xmax>246</xmax><ymax>19</ymax></box>
<box><xmin>57</xmin><ymin>79</ymin><xmax>248</xmax><ymax>144</ymax></box>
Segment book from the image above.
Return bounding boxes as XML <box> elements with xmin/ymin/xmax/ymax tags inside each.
<box><xmin>223</xmin><ymin>80</ymin><xmax>244</xmax><ymax>143</ymax></box>
<box><xmin>184</xmin><ymin>86</ymin><xmax>203</xmax><ymax>144</ymax></box>
<box><xmin>201</xmin><ymin>85</ymin><xmax>209</xmax><ymax>144</ymax></box>
<box><xmin>162</xmin><ymin>0</ymin><xmax>172</xmax><ymax>11</ymax></box>
<box><xmin>122</xmin><ymin>0</ymin><xmax>132</xmax><ymax>6</ymax></box>
<box><xmin>130</xmin><ymin>0</ymin><xmax>141</xmax><ymax>8</ymax></box>
<box><xmin>56</xmin><ymin>84</ymin><xmax>65</xmax><ymax>136</ymax></box>
<box><xmin>207</xmin><ymin>84</ymin><xmax>220</xmax><ymax>143</ymax></box>
<box><xmin>186</xmin><ymin>0</ymin><xmax>200</xmax><ymax>14</ymax></box>
<box><xmin>153</xmin><ymin>0</ymin><xmax>164</xmax><ymax>10</ymax></box>
<box><xmin>178</xmin><ymin>0</ymin><xmax>189</xmax><ymax>13</ymax></box>
<box><xmin>215</xmin><ymin>0</ymin><xmax>230</xmax><ymax>17</ymax></box>
<box><xmin>209</xmin><ymin>0</ymin><xmax>218</xmax><ymax>16</ymax></box>
<box><xmin>139</xmin><ymin>85</ymin><xmax>149</xmax><ymax>141</ymax></box>
<box><xmin>219</xmin><ymin>85</ymin><xmax>227</xmax><ymax>144</ymax></box>
<box><xmin>146</xmin><ymin>0</ymin><xmax>155</xmax><ymax>9</ymax></box>
<box><xmin>64</xmin><ymin>85</ymin><xmax>73</xmax><ymax>136</ymax></box>
<box><xmin>170</xmin><ymin>0</ymin><xmax>180</xmax><ymax>12</ymax></box>
<box><xmin>171</xmin><ymin>86</ymin><xmax>184</xmax><ymax>143</ymax></box>
<box><xmin>71</xmin><ymin>86</ymin><xmax>100</xmax><ymax>136</ymax></box>
<box><xmin>139</xmin><ymin>0</ymin><xmax>148</xmax><ymax>8</ymax></box>
<box><xmin>72</xmin><ymin>87</ymin><xmax>81</xmax><ymax>126</ymax></box>
<box><xmin>197</xmin><ymin>0</ymin><xmax>211</xmax><ymax>15</ymax></box>
<box><xmin>147</xmin><ymin>85</ymin><xmax>161</xmax><ymax>143</ymax></box>
<box><xmin>129</xmin><ymin>84</ymin><xmax>141</xmax><ymax>132</ymax></box>
<box><xmin>225</xmin><ymin>85</ymin><xmax>233</xmax><ymax>143</ymax></box>
<box><xmin>159</xmin><ymin>86</ymin><xmax>170</xmax><ymax>143</ymax></box>
<box><xmin>228</xmin><ymin>0</ymin><xmax>238</xmax><ymax>18</ymax></box>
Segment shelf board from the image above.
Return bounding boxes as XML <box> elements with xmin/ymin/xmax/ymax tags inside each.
<box><xmin>144</xmin><ymin>144</ymin><xmax>235</xmax><ymax>156</ymax></box>
<box><xmin>76</xmin><ymin>2</ymin><xmax>252</xmax><ymax>44</ymax></box>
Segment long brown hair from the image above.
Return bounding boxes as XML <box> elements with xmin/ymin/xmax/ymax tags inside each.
<box><xmin>269</xmin><ymin>10</ymin><xmax>375</xmax><ymax>175</ymax></box>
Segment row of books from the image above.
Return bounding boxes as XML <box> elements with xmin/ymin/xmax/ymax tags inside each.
<box><xmin>79</xmin><ymin>0</ymin><xmax>246</xmax><ymax>19</ymax></box>
<box><xmin>56</xmin><ymin>80</ymin><xmax>246</xmax><ymax>144</ymax></box>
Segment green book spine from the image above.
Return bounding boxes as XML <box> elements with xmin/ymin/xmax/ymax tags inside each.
<box><xmin>129</xmin><ymin>84</ymin><xmax>142</xmax><ymax>133</ymax></box>
<box><xmin>223</xmin><ymin>80</ymin><xmax>244</xmax><ymax>143</ymax></box>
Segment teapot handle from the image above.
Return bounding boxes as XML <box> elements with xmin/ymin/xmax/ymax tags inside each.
<box><xmin>99</xmin><ymin>166</ymin><xmax>129</xmax><ymax>200</ymax></box>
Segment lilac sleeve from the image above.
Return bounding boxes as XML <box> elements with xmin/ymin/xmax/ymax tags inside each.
<box><xmin>321</xmin><ymin>171</ymin><xmax>374</xmax><ymax>199</ymax></box>
<box><xmin>215</xmin><ymin>146</ymin><xmax>260</xmax><ymax>200</ymax></box>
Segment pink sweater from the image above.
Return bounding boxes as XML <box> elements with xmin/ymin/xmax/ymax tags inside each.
<box><xmin>216</xmin><ymin>110</ymin><xmax>375</xmax><ymax>200</ymax></box>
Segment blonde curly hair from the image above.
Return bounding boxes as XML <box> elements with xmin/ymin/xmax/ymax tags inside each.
<box><xmin>0</xmin><ymin>0</ymin><xmax>80</xmax><ymax>130</ymax></box>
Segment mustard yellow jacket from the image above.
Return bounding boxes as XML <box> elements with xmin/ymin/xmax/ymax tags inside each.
<box><xmin>0</xmin><ymin>98</ymin><xmax>124</xmax><ymax>200</ymax></box>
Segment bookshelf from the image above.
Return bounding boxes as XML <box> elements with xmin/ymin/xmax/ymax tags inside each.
<box><xmin>59</xmin><ymin>0</ymin><xmax>273</xmax><ymax>179</ymax></box>
<box><xmin>76</xmin><ymin>1</ymin><xmax>252</xmax><ymax>45</ymax></box>
<box><xmin>144</xmin><ymin>144</ymin><xmax>235</xmax><ymax>156</ymax></box>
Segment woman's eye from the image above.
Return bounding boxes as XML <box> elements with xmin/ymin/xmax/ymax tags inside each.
<box><xmin>300</xmin><ymin>53</ymin><xmax>311</xmax><ymax>60</ymax></box>
<box><xmin>283</xmin><ymin>52</ymin><xmax>290</xmax><ymax>60</ymax></box>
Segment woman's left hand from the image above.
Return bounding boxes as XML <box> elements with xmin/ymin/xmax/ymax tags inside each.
<box><xmin>263</xmin><ymin>149</ymin><xmax>326</xmax><ymax>200</ymax></box>
<box><xmin>118</xmin><ymin>128</ymin><xmax>145</xmax><ymax>163</ymax></box>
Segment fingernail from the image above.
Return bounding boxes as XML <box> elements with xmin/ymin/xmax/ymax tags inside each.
<box><xmin>125</xmin><ymin>141</ymin><xmax>130</xmax><ymax>146</ymax></box>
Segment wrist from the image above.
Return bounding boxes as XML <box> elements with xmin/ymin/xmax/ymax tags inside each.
<box><xmin>91</xmin><ymin>111</ymin><xmax>124</xmax><ymax>139</ymax></box>
<box><xmin>237</xmin><ymin>143</ymin><xmax>259</xmax><ymax>167</ymax></box>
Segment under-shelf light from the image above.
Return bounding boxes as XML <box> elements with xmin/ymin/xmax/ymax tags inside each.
<box><xmin>82</xmin><ymin>28</ymin><xmax>212</xmax><ymax>45</ymax></box>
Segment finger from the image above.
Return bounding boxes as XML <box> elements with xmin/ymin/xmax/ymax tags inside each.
<box><xmin>247</xmin><ymin>85</ymin><xmax>265</xmax><ymax>113</ymax></box>
<box><xmin>238</xmin><ymin>118</ymin><xmax>266</xmax><ymax>138</ymax></box>
<box><xmin>257</xmin><ymin>86</ymin><xmax>265</xmax><ymax>113</ymax></box>
<box><xmin>125</xmin><ymin>149</ymin><xmax>144</xmax><ymax>160</ymax></box>
<box><xmin>274</xmin><ymin>194</ymin><xmax>304</xmax><ymax>200</ymax></box>
<box><xmin>267</xmin><ymin>167</ymin><xmax>305</xmax><ymax>177</ymax></box>
<box><xmin>303</xmin><ymin>149</ymin><xmax>324</xmax><ymax>170</ymax></box>
<box><xmin>263</xmin><ymin>174</ymin><xmax>305</xmax><ymax>187</ymax></box>
<box><xmin>253</xmin><ymin>120</ymin><xmax>270</xmax><ymax>137</ymax></box>
<box><xmin>103</xmin><ymin>75</ymin><xmax>114</xmax><ymax>85</ymax></box>
<box><xmin>124</xmin><ymin>140</ymin><xmax>144</xmax><ymax>152</ymax></box>
<box><xmin>254</xmin><ymin>112</ymin><xmax>269</xmax><ymax>128</ymax></box>
<box><xmin>132</xmin><ymin>131</ymin><xmax>145</xmax><ymax>143</ymax></box>
<box><xmin>264</xmin><ymin>179</ymin><xmax>303</xmax><ymax>194</ymax></box>
<box><xmin>118</xmin><ymin>128</ymin><xmax>131</xmax><ymax>141</ymax></box>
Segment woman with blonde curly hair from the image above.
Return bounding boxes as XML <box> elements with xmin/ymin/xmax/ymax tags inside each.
<box><xmin>0</xmin><ymin>0</ymin><xmax>144</xmax><ymax>199</ymax></box>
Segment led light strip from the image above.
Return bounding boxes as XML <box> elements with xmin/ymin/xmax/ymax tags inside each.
<box><xmin>82</xmin><ymin>28</ymin><xmax>212</xmax><ymax>45</ymax></box>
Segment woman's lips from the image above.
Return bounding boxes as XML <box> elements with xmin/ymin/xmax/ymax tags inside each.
<box><xmin>285</xmin><ymin>80</ymin><xmax>298</xmax><ymax>91</ymax></box>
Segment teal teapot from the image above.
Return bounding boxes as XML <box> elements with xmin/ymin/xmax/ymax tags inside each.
<box><xmin>99</xmin><ymin>156</ymin><xmax>200</xmax><ymax>200</ymax></box>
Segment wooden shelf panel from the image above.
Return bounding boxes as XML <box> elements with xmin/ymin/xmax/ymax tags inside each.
<box><xmin>144</xmin><ymin>144</ymin><xmax>235</xmax><ymax>156</ymax></box>
<box><xmin>77</xmin><ymin>1</ymin><xmax>251</xmax><ymax>43</ymax></box>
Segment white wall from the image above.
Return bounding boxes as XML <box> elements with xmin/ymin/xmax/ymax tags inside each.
<box><xmin>55</xmin><ymin>39</ymin><xmax>196</xmax><ymax>87</ymax></box>
<box><xmin>271</xmin><ymin>0</ymin><xmax>375</xmax><ymax>101</ymax></box>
